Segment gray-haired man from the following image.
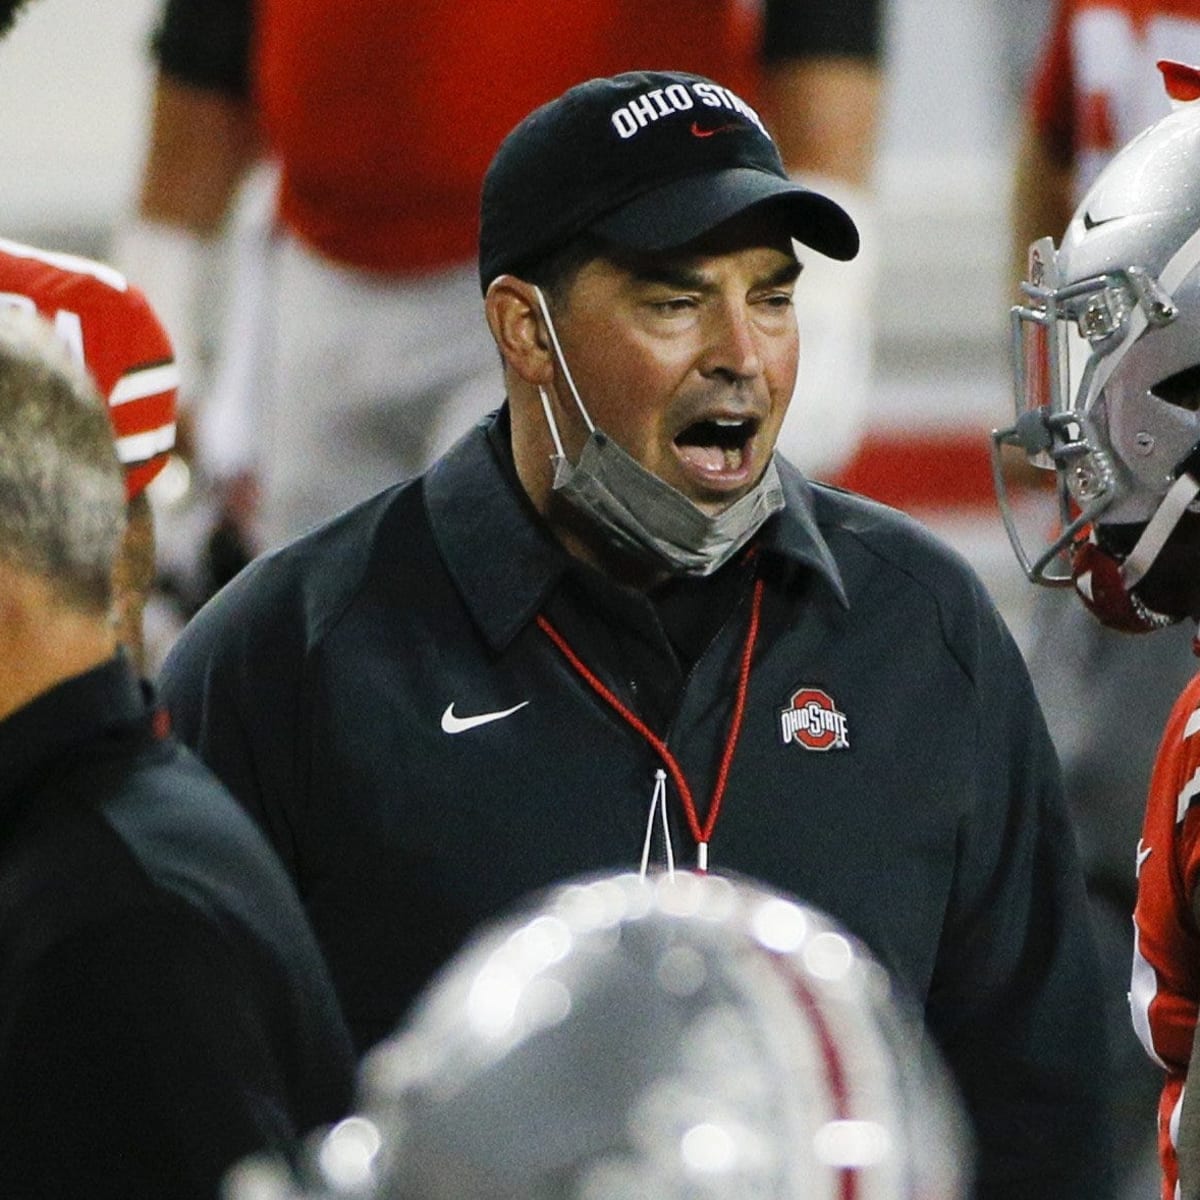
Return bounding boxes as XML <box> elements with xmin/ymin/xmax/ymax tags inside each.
<box><xmin>0</xmin><ymin>308</ymin><xmax>353</xmax><ymax>1198</ymax></box>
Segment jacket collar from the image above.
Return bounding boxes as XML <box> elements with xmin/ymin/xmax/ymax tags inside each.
<box><xmin>0</xmin><ymin>653</ymin><xmax>148</xmax><ymax>816</ymax></box>
<box><xmin>424</xmin><ymin>408</ymin><xmax>848</xmax><ymax>652</ymax></box>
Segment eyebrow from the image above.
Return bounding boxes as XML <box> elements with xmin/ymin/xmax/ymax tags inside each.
<box><xmin>627</xmin><ymin>256</ymin><xmax>803</xmax><ymax>292</ymax></box>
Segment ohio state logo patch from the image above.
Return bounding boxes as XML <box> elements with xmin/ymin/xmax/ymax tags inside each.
<box><xmin>779</xmin><ymin>687</ymin><xmax>849</xmax><ymax>751</ymax></box>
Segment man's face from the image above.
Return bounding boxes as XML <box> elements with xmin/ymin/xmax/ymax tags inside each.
<box><xmin>543</xmin><ymin>218</ymin><xmax>801</xmax><ymax>516</ymax></box>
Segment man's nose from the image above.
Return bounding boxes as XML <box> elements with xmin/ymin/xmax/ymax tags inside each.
<box><xmin>699</xmin><ymin>301</ymin><xmax>764</xmax><ymax>382</ymax></box>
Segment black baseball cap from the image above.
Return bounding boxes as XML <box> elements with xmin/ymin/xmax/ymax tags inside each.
<box><xmin>478</xmin><ymin>69</ymin><xmax>860</xmax><ymax>291</ymax></box>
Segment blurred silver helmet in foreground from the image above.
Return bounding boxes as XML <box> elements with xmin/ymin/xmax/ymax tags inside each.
<box><xmin>226</xmin><ymin>872</ymin><xmax>970</xmax><ymax>1200</ymax></box>
<box><xmin>992</xmin><ymin>60</ymin><xmax>1200</xmax><ymax>632</ymax></box>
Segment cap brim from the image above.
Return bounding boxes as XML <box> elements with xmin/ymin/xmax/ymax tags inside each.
<box><xmin>591</xmin><ymin>167</ymin><xmax>860</xmax><ymax>262</ymax></box>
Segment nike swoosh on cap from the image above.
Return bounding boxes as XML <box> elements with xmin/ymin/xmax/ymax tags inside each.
<box><xmin>441</xmin><ymin>701</ymin><xmax>530</xmax><ymax>734</ymax></box>
<box><xmin>690</xmin><ymin>121</ymin><xmax>740</xmax><ymax>138</ymax></box>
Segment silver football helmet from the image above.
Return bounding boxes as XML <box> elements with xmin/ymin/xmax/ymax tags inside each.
<box><xmin>992</xmin><ymin>62</ymin><xmax>1200</xmax><ymax>631</ymax></box>
<box><xmin>225</xmin><ymin>873</ymin><xmax>970</xmax><ymax>1200</ymax></box>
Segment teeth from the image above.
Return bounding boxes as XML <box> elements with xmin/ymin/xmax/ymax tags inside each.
<box><xmin>714</xmin><ymin>418</ymin><xmax>745</xmax><ymax>427</ymax></box>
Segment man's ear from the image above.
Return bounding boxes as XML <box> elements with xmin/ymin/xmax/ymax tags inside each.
<box><xmin>485</xmin><ymin>276</ymin><xmax>556</xmax><ymax>385</ymax></box>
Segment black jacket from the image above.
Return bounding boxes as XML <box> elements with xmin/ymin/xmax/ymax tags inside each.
<box><xmin>162</xmin><ymin>411</ymin><xmax>1112</xmax><ymax>1199</ymax></box>
<box><xmin>0</xmin><ymin>655</ymin><xmax>355</xmax><ymax>1199</ymax></box>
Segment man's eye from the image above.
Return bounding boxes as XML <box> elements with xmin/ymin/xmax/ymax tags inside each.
<box><xmin>652</xmin><ymin>297</ymin><xmax>696</xmax><ymax>313</ymax></box>
<box><xmin>759</xmin><ymin>292</ymin><xmax>794</xmax><ymax>309</ymax></box>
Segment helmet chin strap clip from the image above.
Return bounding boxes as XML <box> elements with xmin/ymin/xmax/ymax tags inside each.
<box><xmin>1126</xmin><ymin>265</ymin><xmax>1179</xmax><ymax>326</ymax></box>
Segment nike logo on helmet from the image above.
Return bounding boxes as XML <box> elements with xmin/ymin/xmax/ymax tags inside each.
<box><xmin>441</xmin><ymin>701</ymin><xmax>529</xmax><ymax>734</ymax></box>
<box><xmin>690</xmin><ymin>121</ymin><xmax>741</xmax><ymax>138</ymax></box>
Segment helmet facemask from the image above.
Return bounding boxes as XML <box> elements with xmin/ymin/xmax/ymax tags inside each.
<box><xmin>992</xmin><ymin>240</ymin><xmax>1181</xmax><ymax>589</ymax></box>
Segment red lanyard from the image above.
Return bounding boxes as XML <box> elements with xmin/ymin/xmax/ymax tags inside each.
<box><xmin>536</xmin><ymin>575</ymin><xmax>764</xmax><ymax>871</ymax></box>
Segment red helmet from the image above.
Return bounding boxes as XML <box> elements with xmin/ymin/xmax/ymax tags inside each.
<box><xmin>0</xmin><ymin>237</ymin><xmax>177</xmax><ymax>501</ymax></box>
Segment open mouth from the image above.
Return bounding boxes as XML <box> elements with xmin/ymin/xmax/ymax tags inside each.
<box><xmin>674</xmin><ymin>417</ymin><xmax>759</xmax><ymax>477</ymax></box>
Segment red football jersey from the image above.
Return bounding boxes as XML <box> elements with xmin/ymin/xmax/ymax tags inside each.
<box><xmin>1031</xmin><ymin>0</ymin><xmax>1200</xmax><ymax>199</ymax></box>
<box><xmin>0</xmin><ymin>237</ymin><xmax>177</xmax><ymax>499</ymax></box>
<box><xmin>1133</xmin><ymin>668</ymin><xmax>1200</xmax><ymax>1199</ymax></box>
<box><xmin>254</xmin><ymin>0</ymin><xmax>762</xmax><ymax>273</ymax></box>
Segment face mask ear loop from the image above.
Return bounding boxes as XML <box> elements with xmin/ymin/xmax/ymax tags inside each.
<box><xmin>537</xmin><ymin>387</ymin><xmax>567</xmax><ymax>459</ymax></box>
<box><xmin>533</xmin><ymin>285</ymin><xmax>595</xmax><ymax>434</ymax></box>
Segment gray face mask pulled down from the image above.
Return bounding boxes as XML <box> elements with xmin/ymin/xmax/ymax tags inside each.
<box><xmin>550</xmin><ymin>432</ymin><xmax>783</xmax><ymax>576</ymax></box>
<box><xmin>533</xmin><ymin>287</ymin><xmax>784</xmax><ymax>577</ymax></box>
